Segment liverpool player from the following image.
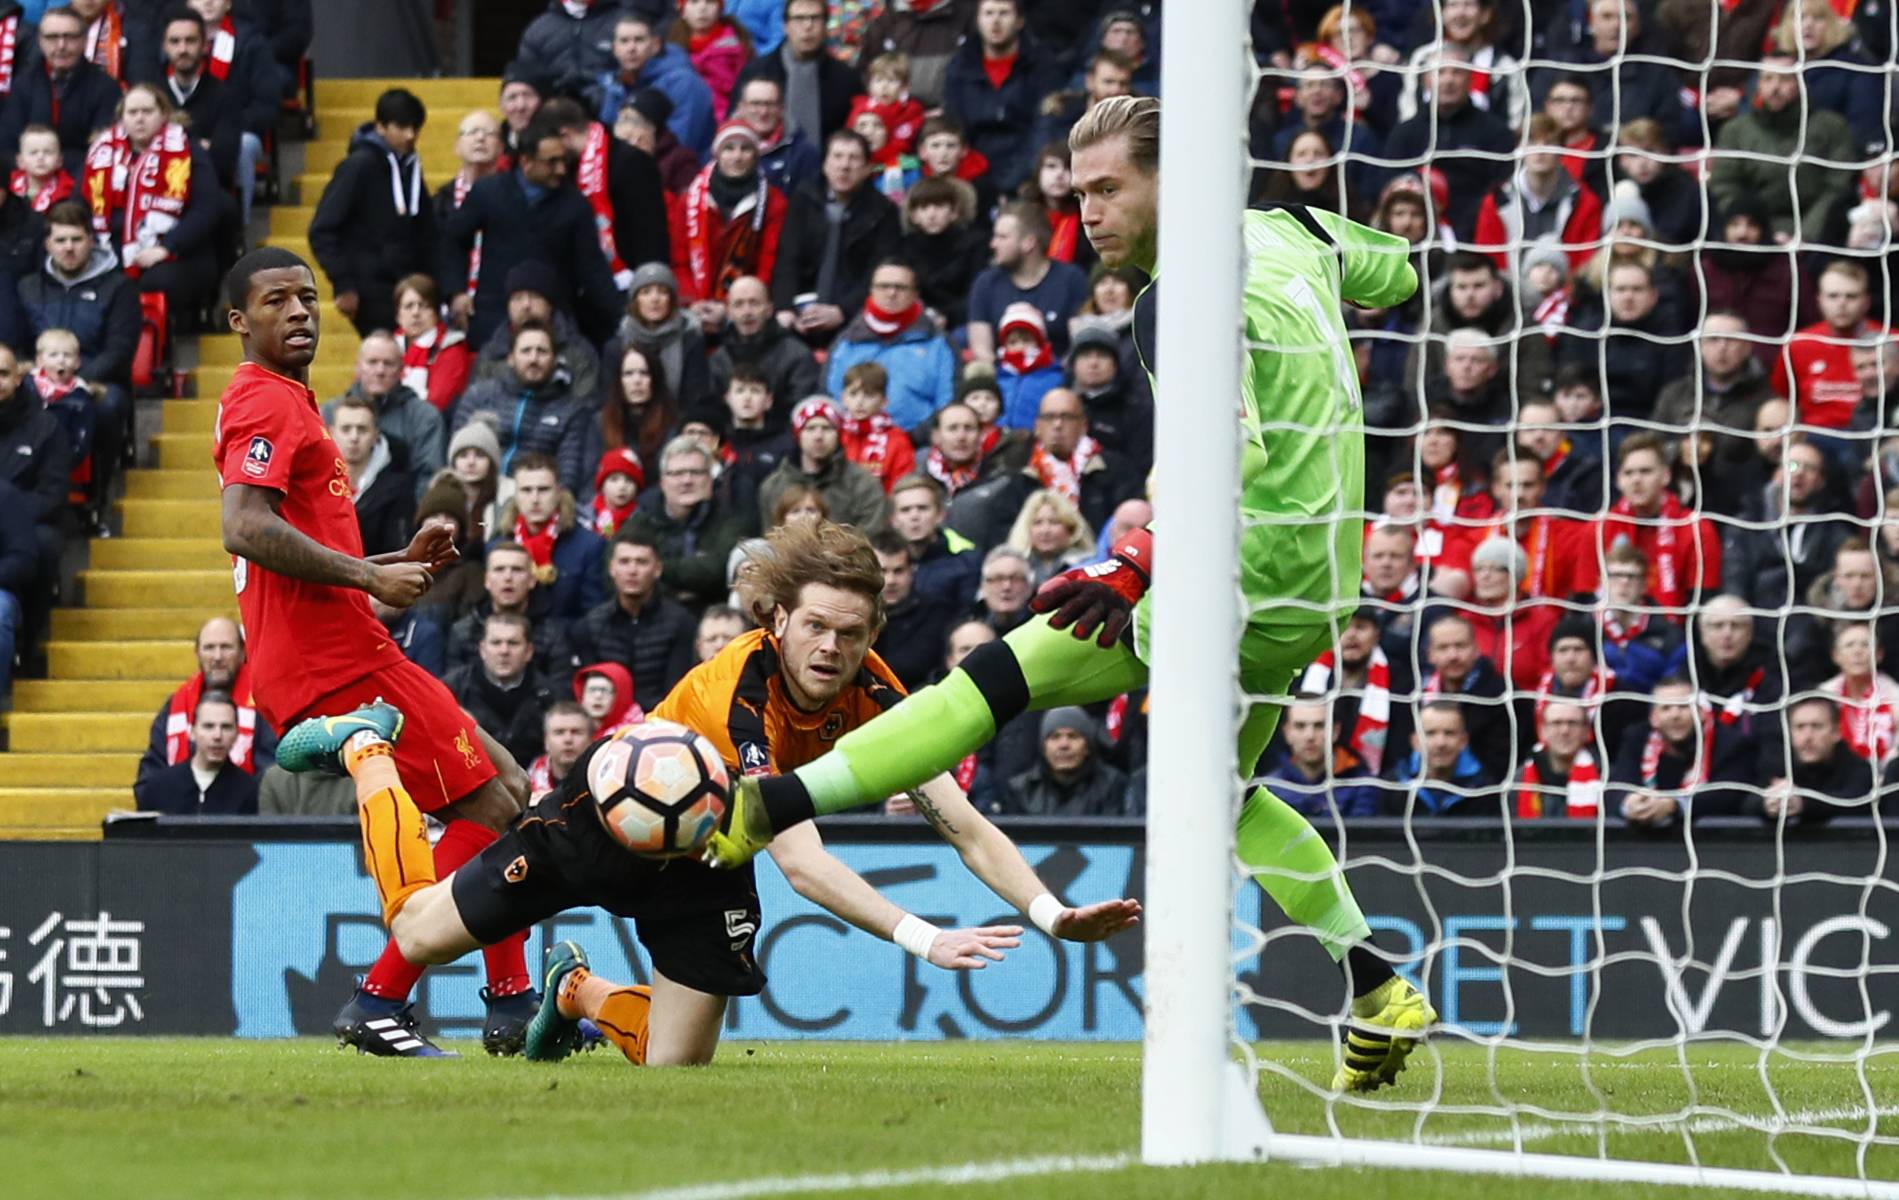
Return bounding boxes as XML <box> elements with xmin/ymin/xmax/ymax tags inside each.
<box><xmin>216</xmin><ymin>248</ymin><xmax>535</xmax><ymax>1057</ymax></box>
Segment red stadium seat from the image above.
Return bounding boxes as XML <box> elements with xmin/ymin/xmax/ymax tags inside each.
<box><xmin>133</xmin><ymin>292</ymin><xmax>170</xmax><ymax>397</ymax></box>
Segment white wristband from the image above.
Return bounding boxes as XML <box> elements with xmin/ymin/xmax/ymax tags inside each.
<box><xmin>1028</xmin><ymin>893</ymin><xmax>1064</xmax><ymax>937</ymax></box>
<box><xmin>892</xmin><ymin>913</ymin><xmax>941</xmax><ymax>960</ymax></box>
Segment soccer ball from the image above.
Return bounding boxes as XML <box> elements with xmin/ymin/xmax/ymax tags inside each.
<box><xmin>585</xmin><ymin>719</ymin><xmax>730</xmax><ymax>858</ymax></box>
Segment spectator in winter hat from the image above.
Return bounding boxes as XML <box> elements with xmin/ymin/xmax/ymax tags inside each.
<box><xmin>670</xmin><ymin>118</ymin><xmax>788</xmax><ymax>318</ymax></box>
<box><xmin>1002</xmin><ymin>705</ymin><xmax>1130</xmax><ymax>817</ymax></box>
<box><xmin>995</xmin><ymin>302</ymin><xmax>1064</xmax><ymax>430</ymax></box>
<box><xmin>591</xmin><ymin>446</ymin><xmax>645</xmax><ymax>539</ymax></box>
<box><xmin>756</xmin><ymin>395</ymin><xmax>888</xmax><ymax>531</ymax></box>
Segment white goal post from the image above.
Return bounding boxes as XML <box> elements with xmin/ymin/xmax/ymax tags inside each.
<box><xmin>1141</xmin><ymin>0</ymin><xmax>1899</xmax><ymax>1193</ymax></box>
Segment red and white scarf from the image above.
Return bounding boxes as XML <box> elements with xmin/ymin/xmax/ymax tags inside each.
<box><xmin>84</xmin><ymin>3</ymin><xmax>123</xmax><ymax>79</ymax></box>
<box><xmin>1534</xmin><ymin>665</ymin><xmax>1615</xmax><ymax>727</ymax></box>
<box><xmin>1599</xmin><ymin>607</ymin><xmax>1649</xmax><ymax>649</ymax></box>
<box><xmin>843</xmin><ymin>411</ymin><xmax>900</xmax><ymax>465</ymax></box>
<box><xmin>451</xmin><ymin>170</ymin><xmax>482</xmax><ymax>294</ymax></box>
<box><xmin>924</xmin><ymin>447</ymin><xmax>981</xmax><ymax>497</ymax></box>
<box><xmin>526</xmin><ymin>753</ymin><xmax>555</xmax><ymax>799</ymax></box>
<box><xmin>10</xmin><ymin>167</ymin><xmax>74</xmax><ymax>212</ymax></box>
<box><xmin>514</xmin><ymin>512</ymin><xmax>560</xmax><ymax>584</ymax></box>
<box><xmin>862</xmin><ymin>296</ymin><xmax>921</xmax><ymax>337</ymax></box>
<box><xmin>1517</xmin><ymin>513</ymin><xmax>1554</xmax><ymax>598</ymax></box>
<box><xmin>682</xmin><ymin>164</ymin><xmax>767</xmax><ymax>301</ymax></box>
<box><xmin>1828</xmin><ymin>674</ymin><xmax>1899</xmax><ymax>765</ymax></box>
<box><xmin>400</xmin><ymin>322</ymin><xmax>463</xmax><ymax>398</ymax></box>
<box><xmin>1516</xmin><ymin>746</ymin><xmax>1600</xmax><ymax>818</ymax></box>
<box><xmin>1639</xmin><ymin>704</ymin><xmax>1717</xmax><ymax>790</ymax></box>
<box><xmin>1028</xmin><ymin>435</ymin><xmax>1100</xmax><ymax>505</ymax></box>
<box><xmin>0</xmin><ymin>13</ymin><xmax>20</xmax><ymax>96</ymax></box>
<box><xmin>591</xmin><ymin>493</ymin><xmax>636</xmax><ymax>538</ymax></box>
<box><xmin>207</xmin><ymin>15</ymin><xmax>236</xmax><ymax>81</ymax></box>
<box><xmin>165</xmin><ymin>665</ymin><xmax>261</xmax><ymax>773</ymax></box>
<box><xmin>1532</xmin><ymin>285</ymin><xmax>1570</xmax><ymax>335</ymax></box>
<box><xmin>1713</xmin><ymin>665</ymin><xmax>1765</xmax><ymax>726</ymax></box>
<box><xmin>577</xmin><ymin>122</ymin><xmax>632</xmax><ymax>289</ymax></box>
<box><xmin>85</xmin><ymin>122</ymin><xmax>192</xmax><ymax>275</ymax></box>
<box><xmin>31</xmin><ymin>367</ymin><xmax>76</xmax><ymax>404</ymax></box>
<box><xmin>999</xmin><ymin>336</ymin><xmax>1053</xmax><ymax>376</ymax></box>
<box><xmin>1428</xmin><ymin>461</ymin><xmax>1465</xmax><ymax>523</ymax></box>
<box><xmin>1603</xmin><ymin>493</ymin><xmax>1694</xmax><ymax>611</ymax></box>
<box><xmin>1298</xmin><ymin>648</ymin><xmax>1391</xmax><ymax>775</ymax></box>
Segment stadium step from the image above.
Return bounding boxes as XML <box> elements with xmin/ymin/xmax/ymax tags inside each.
<box><xmin>0</xmin><ymin>790</ymin><xmax>127</xmax><ymax>838</ymax></box>
<box><xmin>197</xmin><ymin>320</ymin><xmax>360</xmax><ymax>366</ymax></box>
<box><xmin>5</xmin><ymin>711</ymin><xmax>157</xmax><ymax>752</ymax></box>
<box><xmin>318</xmin><ymin>78</ymin><xmax>500</xmax><ymax>108</ymax></box>
<box><xmin>51</xmin><ymin>608</ymin><xmax>227</xmax><ymax>641</ymax></box>
<box><xmin>82</xmin><ymin>569</ymin><xmax>232</xmax><ymax>609</ymax></box>
<box><xmin>160</xmin><ymin>400</ymin><xmax>220</xmax><ymax>433</ymax></box>
<box><xmin>12</xmin><ymin>679</ymin><xmax>175</xmax><ymax>713</ymax></box>
<box><xmin>302</xmin><ymin>142</ymin><xmax>462</xmax><ymax>176</ymax></box>
<box><xmin>0</xmin><ymin>753</ymin><xmax>137</xmax><ymax>788</ymax></box>
<box><xmin>46</xmin><ymin>640</ymin><xmax>194</xmax><ymax>680</ymax></box>
<box><xmin>117</xmin><ymin>497</ymin><xmax>222</xmax><ymax>537</ymax></box>
<box><xmin>188</xmin><ymin>364</ymin><xmax>355</xmax><ymax>401</ymax></box>
<box><xmin>89</xmin><ymin>538</ymin><xmax>226</xmax><ymax>571</ymax></box>
<box><xmin>120</xmin><ymin>472</ymin><xmax>218</xmax><ymax>501</ymax></box>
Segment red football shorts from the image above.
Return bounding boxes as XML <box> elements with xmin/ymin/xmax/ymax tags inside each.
<box><xmin>290</xmin><ymin>658</ymin><xmax>498</xmax><ymax>812</ymax></box>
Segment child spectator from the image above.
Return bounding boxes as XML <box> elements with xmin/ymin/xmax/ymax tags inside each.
<box><xmin>720</xmin><ymin>361</ymin><xmax>792</xmax><ymax>524</ymax></box>
<box><xmin>24</xmin><ymin>327</ymin><xmax>94</xmax><ymax>521</ymax></box>
<box><xmin>1019</xmin><ymin>140</ymin><xmax>1094</xmax><ymax>270</ymax></box>
<box><xmin>670</xmin><ymin>0</ymin><xmax>752</xmax><ymax>123</ymax></box>
<box><xmin>859</xmin><ymin>52</ymin><xmax>926</xmax><ymax>158</ymax></box>
<box><xmin>591</xmin><ymin>447</ymin><xmax>644</xmax><ymax>539</ymax></box>
<box><xmin>915</xmin><ymin>113</ymin><xmax>995</xmax><ymax>219</ymax></box>
<box><xmin>900</xmin><ymin>176</ymin><xmax>987</xmax><ymax>329</ymax></box>
<box><xmin>848</xmin><ymin>104</ymin><xmax>919</xmax><ymax>204</ymax></box>
<box><xmin>995</xmin><ymin>303</ymin><xmax>1064</xmax><ymax>430</ymax></box>
<box><xmin>838</xmin><ymin>361</ymin><xmax>916</xmax><ymax>493</ymax></box>
<box><xmin>9</xmin><ymin>126</ymin><xmax>74</xmax><ymax>213</ymax></box>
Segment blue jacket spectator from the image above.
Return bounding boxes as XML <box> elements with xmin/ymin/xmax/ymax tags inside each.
<box><xmin>940</xmin><ymin>18</ymin><xmax>1059</xmax><ymax>194</ymax></box>
<box><xmin>1385</xmin><ymin>702</ymin><xmax>1504</xmax><ymax>816</ymax></box>
<box><xmin>825</xmin><ymin>305</ymin><xmax>956</xmax><ymax>431</ymax></box>
<box><xmin>451</xmin><ymin>344</ymin><xmax>596</xmax><ymax>501</ymax></box>
<box><xmin>594</xmin><ymin>36</ymin><xmax>716</xmax><ymax>160</ymax></box>
<box><xmin>1598</xmin><ymin>618</ymin><xmax>1688</xmax><ymax>696</ymax></box>
<box><xmin>1263</xmin><ymin>755</ymin><xmax>1381</xmax><ymax>820</ymax></box>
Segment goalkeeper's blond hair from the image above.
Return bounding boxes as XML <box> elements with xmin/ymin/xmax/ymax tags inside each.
<box><xmin>1068</xmin><ymin>95</ymin><xmax>1160</xmax><ymax>175</ymax></box>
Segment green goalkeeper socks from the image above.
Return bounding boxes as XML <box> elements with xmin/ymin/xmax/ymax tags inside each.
<box><xmin>1235</xmin><ymin>783</ymin><xmax>1372</xmax><ymax>963</ymax></box>
<box><xmin>795</xmin><ymin>667</ymin><xmax>1002</xmax><ymax>817</ymax></box>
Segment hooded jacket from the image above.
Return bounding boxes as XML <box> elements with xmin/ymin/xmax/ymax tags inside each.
<box><xmin>17</xmin><ymin>245</ymin><xmax>139</xmax><ymax>388</ymax></box>
<box><xmin>322</xmin><ymin>382</ymin><xmax>445</xmax><ymax>502</ymax></box>
<box><xmin>308</xmin><ymin>122</ymin><xmax>434</xmax><ymax>331</ymax></box>
<box><xmin>823</xmin><ymin>308</ymin><xmax>957</xmax><ymax>431</ymax></box>
<box><xmin>0</xmin><ymin>377</ymin><xmax>72</xmax><ymax>523</ymax></box>
<box><xmin>452</xmin><ymin>370</ymin><xmax>596</xmax><ymax>500</ymax></box>
<box><xmin>475</xmin><ymin>309</ymin><xmax>601</xmax><ymax>411</ymax></box>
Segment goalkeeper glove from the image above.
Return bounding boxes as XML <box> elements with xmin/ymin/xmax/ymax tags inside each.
<box><xmin>1029</xmin><ymin>526</ymin><xmax>1153</xmax><ymax>648</ymax></box>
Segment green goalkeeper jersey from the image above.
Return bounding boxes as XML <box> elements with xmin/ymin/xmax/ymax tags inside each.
<box><xmin>1135</xmin><ymin>205</ymin><xmax>1417</xmax><ymax>626</ymax></box>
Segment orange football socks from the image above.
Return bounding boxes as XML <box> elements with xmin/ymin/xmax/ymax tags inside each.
<box><xmin>348</xmin><ymin>733</ymin><xmax>436</xmax><ymax>927</ymax></box>
<box><xmin>560</xmin><ymin>969</ymin><xmax>652</xmax><ymax>1065</ymax></box>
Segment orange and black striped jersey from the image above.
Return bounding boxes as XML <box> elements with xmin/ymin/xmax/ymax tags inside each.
<box><xmin>652</xmin><ymin>628</ymin><xmax>907</xmax><ymax>777</ymax></box>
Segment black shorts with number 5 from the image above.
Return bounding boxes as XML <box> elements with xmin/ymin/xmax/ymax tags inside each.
<box><xmin>451</xmin><ymin>771</ymin><xmax>766</xmax><ymax>997</ymax></box>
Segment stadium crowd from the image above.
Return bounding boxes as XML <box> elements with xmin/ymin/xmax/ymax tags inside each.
<box><xmin>0</xmin><ymin>0</ymin><xmax>1890</xmax><ymax>830</ymax></box>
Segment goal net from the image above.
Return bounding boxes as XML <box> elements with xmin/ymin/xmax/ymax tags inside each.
<box><xmin>1145</xmin><ymin>0</ymin><xmax>1899</xmax><ymax>1193</ymax></box>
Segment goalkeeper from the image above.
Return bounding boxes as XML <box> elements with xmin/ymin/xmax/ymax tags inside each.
<box><xmin>704</xmin><ymin>95</ymin><xmax>1433</xmax><ymax>1091</ymax></box>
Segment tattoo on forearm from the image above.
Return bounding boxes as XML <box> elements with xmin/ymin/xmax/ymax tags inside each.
<box><xmin>233</xmin><ymin>510</ymin><xmax>367</xmax><ymax>590</ymax></box>
<box><xmin>910</xmin><ymin>790</ymin><xmax>960</xmax><ymax>836</ymax></box>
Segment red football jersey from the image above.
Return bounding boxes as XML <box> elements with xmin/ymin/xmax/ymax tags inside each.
<box><xmin>214</xmin><ymin>362</ymin><xmax>405</xmax><ymax>728</ymax></box>
<box><xmin>1772</xmin><ymin>319</ymin><xmax>1882</xmax><ymax>430</ymax></box>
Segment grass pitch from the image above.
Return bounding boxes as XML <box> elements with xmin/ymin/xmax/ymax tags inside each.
<box><xmin>4</xmin><ymin>1038</ymin><xmax>1896</xmax><ymax>1199</ymax></box>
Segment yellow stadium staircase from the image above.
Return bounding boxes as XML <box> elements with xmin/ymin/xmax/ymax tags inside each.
<box><xmin>0</xmin><ymin>77</ymin><xmax>501</xmax><ymax>839</ymax></box>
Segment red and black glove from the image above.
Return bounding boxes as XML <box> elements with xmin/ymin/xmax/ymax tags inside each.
<box><xmin>1029</xmin><ymin>526</ymin><xmax>1153</xmax><ymax>648</ymax></box>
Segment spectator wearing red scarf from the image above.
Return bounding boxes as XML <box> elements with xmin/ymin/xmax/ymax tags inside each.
<box><xmin>1589</xmin><ymin>432</ymin><xmax>1721</xmax><ymax>619</ymax></box>
<box><xmin>133</xmin><ymin>616</ymin><xmax>277</xmax><ymax>801</ymax></box>
<box><xmin>670</xmin><ymin>120</ymin><xmax>786</xmax><ymax>314</ymax></box>
<box><xmin>838</xmin><ymin>360</ymin><xmax>916</xmax><ymax>492</ymax></box>
<box><xmin>591</xmin><ymin>446</ymin><xmax>645</xmax><ymax>538</ymax></box>
<box><xmin>671</xmin><ymin>0</ymin><xmax>752</xmax><ymax>123</ymax></box>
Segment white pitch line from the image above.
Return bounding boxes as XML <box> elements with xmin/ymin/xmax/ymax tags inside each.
<box><xmin>1425</xmin><ymin>1103</ymin><xmax>1899</xmax><ymax>1149</ymax></box>
<box><xmin>489</xmin><ymin>1154</ymin><xmax>1138</xmax><ymax>1200</ymax></box>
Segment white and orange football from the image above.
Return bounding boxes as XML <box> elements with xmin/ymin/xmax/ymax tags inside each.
<box><xmin>585</xmin><ymin>719</ymin><xmax>731</xmax><ymax>858</ymax></box>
